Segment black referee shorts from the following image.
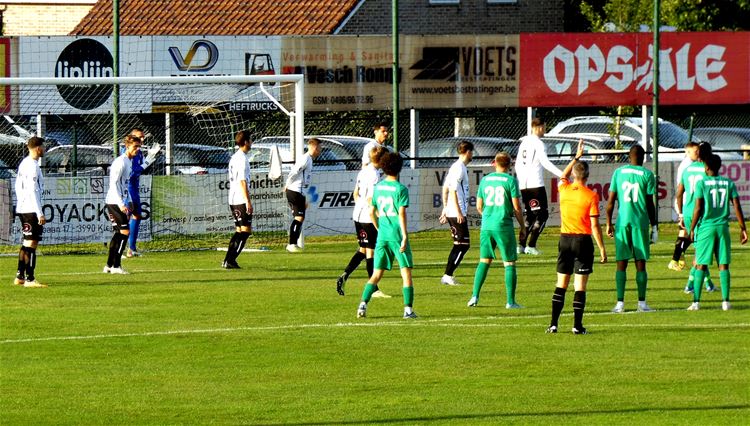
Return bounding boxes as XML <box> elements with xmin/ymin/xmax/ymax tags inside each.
<box><xmin>557</xmin><ymin>234</ymin><xmax>594</xmax><ymax>275</ymax></box>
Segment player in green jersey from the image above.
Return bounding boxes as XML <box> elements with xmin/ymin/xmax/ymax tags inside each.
<box><xmin>675</xmin><ymin>142</ymin><xmax>716</xmax><ymax>293</ymax></box>
<box><xmin>467</xmin><ymin>152</ymin><xmax>526</xmax><ymax>308</ymax></box>
<box><xmin>688</xmin><ymin>154</ymin><xmax>747</xmax><ymax>311</ymax></box>
<box><xmin>606</xmin><ymin>145</ymin><xmax>658</xmax><ymax>313</ymax></box>
<box><xmin>356</xmin><ymin>152</ymin><xmax>417</xmax><ymax>319</ymax></box>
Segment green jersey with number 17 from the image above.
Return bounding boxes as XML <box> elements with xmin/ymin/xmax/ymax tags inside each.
<box><xmin>694</xmin><ymin>176</ymin><xmax>738</xmax><ymax>227</ymax></box>
<box><xmin>477</xmin><ymin>172</ymin><xmax>520</xmax><ymax>231</ymax></box>
<box><xmin>372</xmin><ymin>179</ymin><xmax>410</xmax><ymax>242</ymax></box>
<box><xmin>609</xmin><ymin>164</ymin><xmax>655</xmax><ymax>227</ymax></box>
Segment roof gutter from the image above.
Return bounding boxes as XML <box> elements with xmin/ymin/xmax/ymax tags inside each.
<box><xmin>332</xmin><ymin>0</ymin><xmax>366</xmax><ymax>34</ymax></box>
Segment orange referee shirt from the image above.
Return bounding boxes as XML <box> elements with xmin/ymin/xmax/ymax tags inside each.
<box><xmin>558</xmin><ymin>178</ymin><xmax>600</xmax><ymax>235</ymax></box>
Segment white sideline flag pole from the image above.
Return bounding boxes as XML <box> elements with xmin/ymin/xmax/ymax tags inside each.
<box><xmin>269</xmin><ymin>144</ymin><xmax>283</xmax><ymax>180</ymax></box>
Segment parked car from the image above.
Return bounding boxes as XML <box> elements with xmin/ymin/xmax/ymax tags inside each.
<box><xmin>692</xmin><ymin>127</ymin><xmax>749</xmax><ymax>160</ymax></box>
<box><xmin>248</xmin><ymin>141</ymin><xmax>347</xmax><ymax>172</ymax></box>
<box><xmin>256</xmin><ymin>135</ymin><xmax>376</xmax><ymax>170</ymax></box>
<box><xmin>151</xmin><ymin>144</ymin><xmax>232</xmax><ymax>175</ymax></box>
<box><xmin>540</xmin><ymin>134</ymin><xmax>638</xmax><ymax>164</ymax></box>
<box><xmin>43</xmin><ymin>145</ymin><xmax>115</xmax><ymax>176</ymax></box>
<box><xmin>418</xmin><ymin>136</ymin><xmax>517</xmax><ymax>167</ymax></box>
<box><xmin>540</xmin><ymin>134</ymin><xmax>641</xmax><ymax>163</ymax></box>
<box><xmin>548</xmin><ymin>116</ymin><xmax>698</xmax><ymax>161</ymax></box>
<box><xmin>43</xmin><ymin>143</ymin><xmax>231</xmax><ymax>176</ymax></box>
<box><xmin>0</xmin><ymin>115</ymin><xmax>36</xmax><ymax>169</ymax></box>
<box><xmin>0</xmin><ymin>158</ymin><xmax>16</xmax><ymax>179</ymax></box>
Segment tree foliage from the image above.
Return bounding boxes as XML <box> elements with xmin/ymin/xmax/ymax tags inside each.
<box><xmin>580</xmin><ymin>0</ymin><xmax>750</xmax><ymax>32</ymax></box>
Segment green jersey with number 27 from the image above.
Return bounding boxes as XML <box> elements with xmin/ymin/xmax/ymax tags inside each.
<box><xmin>372</xmin><ymin>179</ymin><xmax>410</xmax><ymax>242</ymax></box>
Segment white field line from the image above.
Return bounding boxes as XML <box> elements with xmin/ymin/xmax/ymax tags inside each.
<box><xmin>3</xmin><ymin>311</ymin><xmax>749</xmax><ymax>345</ymax></box>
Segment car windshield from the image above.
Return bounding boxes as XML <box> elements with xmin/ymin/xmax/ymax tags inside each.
<box><xmin>174</xmin><ymin>148</ymin><xmax>230</xmax><ymax>167</ymax></box>
<box><xmin>658</xmin><ymin>123</ymin><xmax>692</xmax><ymax>149</ymax></box>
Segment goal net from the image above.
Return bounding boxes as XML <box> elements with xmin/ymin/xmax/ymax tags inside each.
<box><xmin>0</xmin><ymin>75</ymin><xmax>304</xmax><ymax>253</ymax></box>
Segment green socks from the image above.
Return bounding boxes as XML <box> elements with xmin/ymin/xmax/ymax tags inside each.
<box><xmin>402</xmin><ymin>286</ymin><xmax>414</xmax><ymax>307</ymax></box>
<box><xmin>693</xmin><ymin>269</ymin><xmax>705</xmax><ymax>302</ymax></box>
<box><xmin>361</xmin><ymin>283</ymin><xmax>377</xmax><ymax>303</ymax></box>
<box><xmin>636</xmin><ymin>270</ymin><xmax>648</xmax><ymax>301</ymax></box>
<box><xmin>505</xmin><ymin>265</ymin><xmax>517</xmax><ymax>305</ymax></box>
<box><xmin>686</xmin><ymin>267</ymin><xmax>696</xmax><ymax>290</ymax></box>
<box><xmin>615</xmin><ymin>270</ymin><xmax>626</xmax><ymax>301</ymax></box>
<box><xmin>472</xmin><ymin>262</ymin><xmax>490</xmax><ymax>299</ymax></box>
<box><xmin>720</xmin><ymin>269</ymin><xmax>730</xmax><ymax>301</ymax></box>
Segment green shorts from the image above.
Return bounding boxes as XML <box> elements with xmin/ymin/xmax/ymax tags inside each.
<box><xmin>374</xmin><ymin>240</ymin><xmax>414</xmax><ymax>270</ymax></box>
<box><xmin>694</xmin><ymin>224</ymin><xmax>731</xmax><ymax>266</ymax></box>
<box><xmin>683</xmin><ymin>214</ymin><xmax>693</xmax><ymax>234</ymax></box>
<box><xmin>479</xmin><ymin>228</ymin><xmax>517</xmax><ymax>261</ymax></box>
<box><xmin>614</xmin><ymin>224</ymin><xmax>650</xmax><ymax>261</ymax></box>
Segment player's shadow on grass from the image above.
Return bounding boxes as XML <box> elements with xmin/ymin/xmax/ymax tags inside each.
<box><xmin>265</xmin><ymin>403</ymin><xmax>749</xmax><ymax>426</ymax></box>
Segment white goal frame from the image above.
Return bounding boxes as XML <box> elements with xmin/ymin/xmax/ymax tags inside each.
<box><xmin>0</xmin><ymin>74</ymin><xmax>306</xmax><ymax>162</ymax></box>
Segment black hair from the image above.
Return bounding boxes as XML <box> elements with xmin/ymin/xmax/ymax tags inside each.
<box><xmin>705</xmin><ymin>153</ymin><xmax>721</xmax><ymax>174</ymax></box>
<box><xmin>380</xmin><ymin>152</ymin><xmax>403</xmax><ymax>177</ymax></box>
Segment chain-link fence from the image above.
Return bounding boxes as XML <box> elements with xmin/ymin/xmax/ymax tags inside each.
<box><xmin>1</xmin><ymin>105</ymin><xmax>749</xmax><ymax>177</ymax></box>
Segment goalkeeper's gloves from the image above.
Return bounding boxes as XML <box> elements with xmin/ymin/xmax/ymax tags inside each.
<box><xmin>651</xmin><ymin>225</ymin><xmax>659</xmax><ymax>244</ymax></box>
<box><xmin>143</xmin><ymin>143</ymin><xmax>161</xmax><ymax>169</ymax></box>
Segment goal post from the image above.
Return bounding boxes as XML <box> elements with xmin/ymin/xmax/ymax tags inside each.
<box><xmin>0</xmin><ymin>74</ymin><xmax>305</xmax><ymax>252</ymax></box>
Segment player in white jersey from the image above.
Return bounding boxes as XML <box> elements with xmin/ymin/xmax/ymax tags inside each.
<box><xmin>514</xmin><ymin>118</ymin><xmax>562</xmax><ymax>255</ymax></box>
<box><xmin>362</xmin><ymin>122</ymin><xmax>390</xmax><ymax>166</ymax></box>
<box><xmin>13</xmin><ymin>137</ymin><xmax>47</xmax><ymax>288</ymax></box>
<box><xmin>222</xmin><ymin>131</ymin><xmax>254</xmax><ymax>269</ymax></box>
<box><xmin>284</xmin><ymin>138</ymin><xmax>321</xmax><ymax>252</ymax></box>
<box><xmin>669</xmin><ymin>141</ymin><xmax>699</xmax><ymax>271</ymax></box>
<box><xmin>439</xmin><ymin>140</ymin><xmax>474</xmax><ymax>285</ymax></box>
<box><xmin>103</xmin><ymin>135</ymin><xmax>140</xmax><ymax>274</ymax></box>
<box><xmin>336</xmin><ymin>145</ymin><xmax>388</xmax><ymax>296</ymax></box>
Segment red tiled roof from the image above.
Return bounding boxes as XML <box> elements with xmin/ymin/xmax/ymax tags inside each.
<box><xmin>71</xmin><ymin>0</ymin><xmax>361</xmax><ymax>36</ymax></box>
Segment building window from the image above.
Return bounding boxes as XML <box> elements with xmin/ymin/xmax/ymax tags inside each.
<box><xmin>487</xmin><ymin>0</ymin><xmax>518</xmax><ymax>4</ymax></box>
<box><xmin>429</xmin><ymin>0</ymin><xmax>460</xmax><ymax>5</ymax></box>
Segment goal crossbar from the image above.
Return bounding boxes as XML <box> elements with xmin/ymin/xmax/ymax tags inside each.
<box><xmin>0</xmin><ymin>75</ymin><xmax>306</xmax><ymax>160</ymax></box>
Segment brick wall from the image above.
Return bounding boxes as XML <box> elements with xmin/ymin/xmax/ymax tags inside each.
<box><xmin>338</xmin><ymin>0</ymin><xmax>564</xmax><ymax>34</ymax></box>
<box><xmin>2</xmin><ymin>5</ymin><xmax>94</xmax><ymax>36</ymax></box>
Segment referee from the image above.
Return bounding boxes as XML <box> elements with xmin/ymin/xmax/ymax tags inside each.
<box><xmin>546</xmin><ymin>140</ymin><xmax>607</xmax><ymax>335</ymax></box>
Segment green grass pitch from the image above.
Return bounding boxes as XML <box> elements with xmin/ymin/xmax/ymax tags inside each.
<box><xmin>1</xmin><ymin>225</ymin><xmax>748</xmax><ymax>425</ymax></box>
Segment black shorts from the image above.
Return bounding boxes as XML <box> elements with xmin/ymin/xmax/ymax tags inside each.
<box><xmin>447</xmin><ymin>217</ymin><xmax>470</xmax><ymax>244</ymax></box>
<box><xmin>521</xmin><ymin>187</ymin><xmax>549</xmax><ymax>215</ymax></box>
<box><xmin>286</xmin><ymin>190</ymin><xmax>306</xmax><ymax>217</ymax></box>
<box><xmin>355</xmin><ymin>221</ymin><xmax>377</xmax><ymax>249</ymax></box>
<box><xmin>557</xmin><ymin>234</ymin><xmax>594</xmax><ymax>275</ymax></box>
<box><xmin>18</xmin><ymin>213</ymin><xmax>43</xmax><ymax>241</ymax></box>
<box><xmin>230</xmin><ymin>204</ymin><xmax>253</xmax><ymax>228</ymax></box>
<box><xmin>106</xmin><ymin>204</ymin><xmax>130</xmax><ymax>231</ymax></box>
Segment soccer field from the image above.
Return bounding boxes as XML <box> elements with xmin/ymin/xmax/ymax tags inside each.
<box><xmin>1</xmin><ymin>226</ymin><xmax>748</xmax><ymax>425</ymax></box>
